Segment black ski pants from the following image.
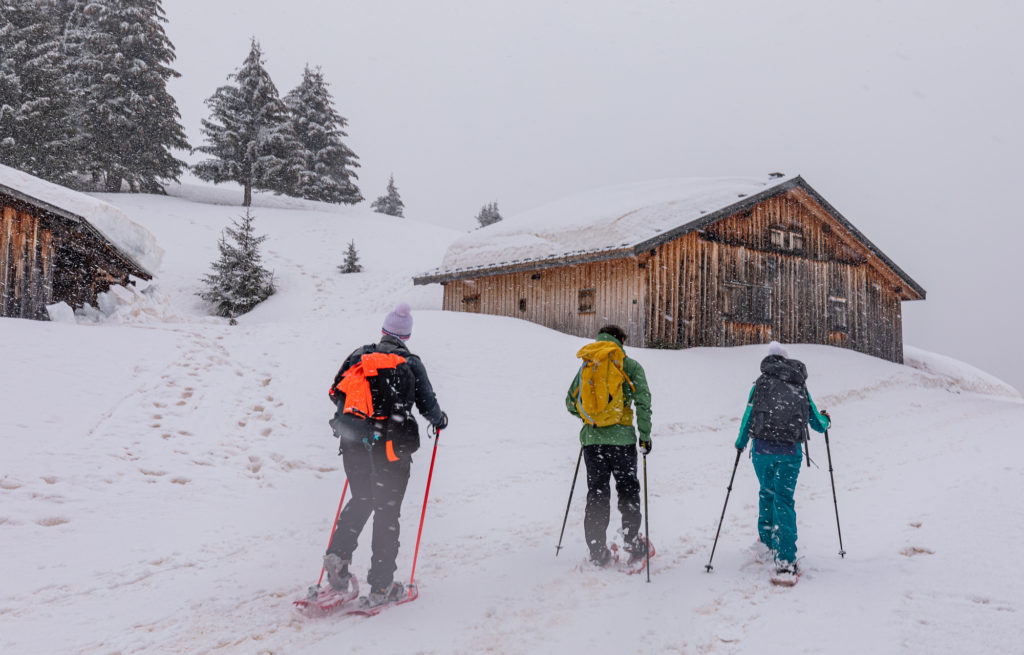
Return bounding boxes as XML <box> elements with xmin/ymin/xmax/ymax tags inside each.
<box><xmin>326</xmin><ymin>445</ymin><xmax>411</xmax><ymax>591</ymax></box>
<box><xmin>583</xmin><ymin>443</ymin><xmax>642</xmax><ymax>556</ymax></box>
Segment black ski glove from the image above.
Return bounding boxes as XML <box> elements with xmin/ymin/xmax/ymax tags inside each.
<box><xmin>432</xmin><ymin>411</ymin><xmax>448</xmax><ymax>431</ymax></box>
<box><xmin>639</xmin><ymin>438</ymin><xmax>652</xmax><ymax>455</ymax></box>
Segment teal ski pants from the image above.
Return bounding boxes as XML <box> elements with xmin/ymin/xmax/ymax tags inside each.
<box><xmin>752</xmin><ymin>452</ymin><xmax>802</xmax><ymax>563</ymax></box>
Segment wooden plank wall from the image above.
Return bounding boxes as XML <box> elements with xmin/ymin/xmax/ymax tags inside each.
<box><xmin>645</xmin><ymin>189</ymin><xmax>905</xmax><ymax>362</ymax></box>
<box><xmin>1</xmin><ymin>203</ymin><xmax>55</xmax><ymax>319</ymax></box>
<box><xmin>442</xmin><ymin>257</ymin><xmax>648</xmax><ymax>343</ymax></box>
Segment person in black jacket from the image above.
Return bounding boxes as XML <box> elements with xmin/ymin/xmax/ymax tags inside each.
<box><xmin>323</xmin><ymin>303</ymin><xmax>447</xmax><ymax>606</ymax></box>
<box><xmin>735</xmin><ymin>341</ymin><xmax>830</xmax><ymax>579</ymax></box>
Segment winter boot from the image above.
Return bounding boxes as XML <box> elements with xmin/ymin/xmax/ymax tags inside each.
<box><xmin>362</xmin><ymin>581</ymin><xmax>405</xmax><ymax>607</ymax></box>
<box><xmin>323</xmin><ymin>553</ymin><xmax>352</xmax><ymax>592</ymax></box>
<box><xmin>624</xmin><ymin>536</ymin><xmax>648</xmax><ymax>563</ymax></box>
<box><xmin>589</xmin><ymin>545</ymin><xmax>613</xmax><ymax>568</ymax></box>
<box><xmin>773</xmin><ymin>560</ymin><xmax>800</xmax><ymax>585</ymax></box>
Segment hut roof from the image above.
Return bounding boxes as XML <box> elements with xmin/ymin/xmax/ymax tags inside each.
<box><xmin>414</xmin><ymin>174</ymin><xmax>925</xmax><ymax>300</ymax></box>
<box><xmin>0</xmin><ymin>164</ymin><xmax>161</xmax><ymax>277</ymax></box>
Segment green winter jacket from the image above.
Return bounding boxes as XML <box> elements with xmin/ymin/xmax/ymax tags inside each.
<box><xmin>566</xmin><ymin>333</ymin><xmax>652</xmax><ymax>447</ymax></box>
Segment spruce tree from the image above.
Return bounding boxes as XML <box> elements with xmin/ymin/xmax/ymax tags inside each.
<box><xmin>0</xmin><ymin>0</ymin><xmax>79</xmax><ymax>185</ymax></box>
<box><xmin>284</xmin><ymin>65</ymin><xmax>362</xmax><ymax>205</ymax></box>
<box><xmin>338</xmin><ymin>239</ymin><xmax>362</xmax><ymax>273</ymax></box>
<box><xmin>194</xmin><ymin>39</ymin><xmax>302</xmax><ymax>206</ymax></box>
<box><xmin>475</xmin><ymin>201</ymin><xmax>503</xmax><ymax>227</ymax></box>
<box><xmin>198</xmin><ymin>209</ymin><xmax>275</xmax><ymax>318</ymax></box>
<box><xmin>68</xmin><ymin>0</ymin><xmax>189</xmax><ymax>192</ymax></box>
<box><xmin>370</xmin><ymin>174</ymin><xmax>404</xmax><ymax>217</ymax></box>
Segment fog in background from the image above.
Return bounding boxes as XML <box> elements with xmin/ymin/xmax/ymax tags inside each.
<box><xmin>163</xmin><ymin>0</ymin><xmax>1024</xmax><ymax>393</ymax></box>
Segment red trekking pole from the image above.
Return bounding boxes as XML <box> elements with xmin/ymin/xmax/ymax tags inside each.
<box><xmin>408</xmin><ymin>427</ymin><xmax>442</xmax><ymax>598</ymax></box>
<box><xmin>314</xmin><ymin>478</ymin><xmax>349</xmax><ymax>589</ymax></box>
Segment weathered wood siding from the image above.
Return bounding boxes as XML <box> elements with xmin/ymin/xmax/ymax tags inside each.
<box><xmin>645</xmin><ymin>189</ymin><xmax>907</xmax><ymax>362</ymax></box>
<box><xmin>1</xmin><ymin>204</ymin><xmax>55</xmax><ymax>320</ymax></box>
<box><xmin>438</xmin><ymin>187</ymin><xmax>914</xmax><ymax>363</ymax></box>
<box><xmin>1</xmin><ymin>193</ymin><xmax>140</xmax><ymax>320</ymax></box>
<box><xmin>442</xmin><ymin>257</ymin><xmax>648</xmax><ymax>343</ymax></box>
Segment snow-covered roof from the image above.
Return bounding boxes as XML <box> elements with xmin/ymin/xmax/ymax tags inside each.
<box><xmin>415</xmin><ymin>173</ymin><xmax>925</xmax><ymax>300</ymax></box>
<box><xmin>0</xmin><ymin>164</ymin><xmax>162</xmax><ymax>276</ymax></box>
<box><xmin>418</xmin><ymin>174</ymin><xmax>798</xmax><ymax>283</ymax></box>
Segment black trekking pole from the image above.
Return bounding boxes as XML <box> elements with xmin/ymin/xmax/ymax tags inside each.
<box><xmin>705</xmin><ymin>448</ymin><xmax>743</xmax><ymax>573</ymax></box>
<box><xmin>642</xmin><ymin>451</ymin><xmax>651</xmax><ymax>583</ymax></box>
<box><xmin>555</xmin><ymin>447</ymin><xmax>584</xmax><ymax>556</ymax></box>
<box><xmin>823</xmin><ymin>427</ymin><xmax>847</xmax><ymax>558</ymax></box>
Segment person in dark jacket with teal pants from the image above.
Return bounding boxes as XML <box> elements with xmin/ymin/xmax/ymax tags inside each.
<box><xmin>566</xmin><ymin>325</ymin><xmax>653</xmax><ymax>566</ymax></box>
<box><xmin>735</xmin><ymin>341</ymin><xmax>830</xmax><ymax>578</ymax></box>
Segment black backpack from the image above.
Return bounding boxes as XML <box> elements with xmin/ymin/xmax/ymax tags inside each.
<box><xmin>329</xmin><ymin>350</ymin><xmax>420</xmax><ymax>461</ymax></box>
<box><xmin>749</xmin><ymin>374</ymin><xmax>810</xmax><ymax>444</ymax></box>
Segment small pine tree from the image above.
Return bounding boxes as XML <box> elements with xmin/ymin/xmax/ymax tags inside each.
<box><xmin>194</xmin><ymin>39</ymin><xmax>302</xmax><ymax>206</ymax></box>
<box><xmin>338</xmin><ymin>240</ymin><xmax>362</xmax><ymax>273</ymax></box>
<box><xmin>475</xmin><ymin>201</ymin><xmax>503</xmax><ymax>228</ymax></box>
<box><xmin>198</xmin><ymin>210</ymin><xmax>275</xmax><ymax>318</ymax></box>
<box><xmin>284</xmin><ymin>65</ymin><xmax>362</xmax><ymax>204</ymax></box>
<box><xmin>370</xmin><ymin>174</ymin><xmax>405</xmax><ymax>217</ymax></box>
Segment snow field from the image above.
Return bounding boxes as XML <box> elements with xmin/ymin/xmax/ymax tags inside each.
<box><xmin>2</xmin><ymin>188</ymin><xmax>1022</xmax><ymax>654</ymax></box>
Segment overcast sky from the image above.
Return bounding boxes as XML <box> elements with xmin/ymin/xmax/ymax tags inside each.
<box><xmin>163</xmin><ymin>0</ymin><xmax>1024</xmax><ymax>393</ymax></box>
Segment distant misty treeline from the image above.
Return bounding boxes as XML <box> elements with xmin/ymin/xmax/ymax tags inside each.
<box><xmin>0</xmin><ymin>0</ymin><xmax>362</xmax><ymax>206</ymax></box>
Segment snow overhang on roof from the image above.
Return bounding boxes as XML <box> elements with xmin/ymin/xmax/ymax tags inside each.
<box><xmin>0</xmin><ymin>164</ymin><xmax>162</xmax><ymax>277</ymax></box>
<box><xmin>414</xmin><ymin>173</ymin><xmax>925</xmax><ymax>301</ymax></box>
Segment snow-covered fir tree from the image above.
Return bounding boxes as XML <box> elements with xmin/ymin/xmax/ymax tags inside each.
<box><xmin>370</xmin><ymin>174</ymin><xmax>404</xmax><ymax>217</ymax></box>
<box><xmin>284</xmin><ymin>65</ymin><xmax>362</xmax><ymax>205</ymax></box>
<box><xmin>194</xmin><ymin>39</ymin><xmax>302</xmax><ymax>207</ymax></box>
<box><xmin>198</xmin><ymin>210</ymin><xmax>275</xmax><ymax>318</ymax></box>
<box><xmin>475</xmin><ymin>201</ymin><xmax>503</xmax><ymax>227</ymax></box>
<box><xmin>66</xmin><ymin>0</ymin><xmax>189</xmax><ymax>192</ymax></box>
<box><xmin>338</xmin><ymin>240</ymin><xmax>362</xmax><ymax>273</ymax></box>
<box><xmin>0</xmin><ymin>0</ymin><xmax>79</xmax><ymax>185</ymax></box>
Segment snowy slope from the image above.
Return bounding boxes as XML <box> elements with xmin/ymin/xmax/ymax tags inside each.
<box><xmin>2</xmin><ymin>187</ymin><xmax>1022</xmax><ymax>655</ymax></box>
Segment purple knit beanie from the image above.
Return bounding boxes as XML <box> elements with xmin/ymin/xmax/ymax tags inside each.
<box><xmin>381</xmin><ymin>302</ymin><xmax>413</xmax><ymax>340</ymax></box>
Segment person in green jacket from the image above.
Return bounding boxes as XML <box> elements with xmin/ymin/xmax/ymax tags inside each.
<box><xmin>566</xmin><ymin>325</ymin><xmax>653</xmax><ymax>566</ymax></box>
<box><xmin>735</xmin><ymin>341</ymin><xmax>830</xmax><ymax>579</ymax></box>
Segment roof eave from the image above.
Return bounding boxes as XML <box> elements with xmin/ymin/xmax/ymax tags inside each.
<box><xmin>0</xmin><ymin>183</ymin><xmax>153</xmax><ymax>280</ymax></box>
<box><xmin>413</xmin><ymin>246</ymin><xmax>636</xmax><ymax>285</ymax></box>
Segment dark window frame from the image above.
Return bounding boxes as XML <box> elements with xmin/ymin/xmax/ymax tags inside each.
<box><xmin>577</xmin><ymin>288</ymin><xmax>595</xmax><ymax>314</ymax></box>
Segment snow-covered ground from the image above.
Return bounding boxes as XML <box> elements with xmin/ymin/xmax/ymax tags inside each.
<box><xmin>2</xmin><ymin>186</ymin><xmax>1022</xmax><ymax>654</ymax></box>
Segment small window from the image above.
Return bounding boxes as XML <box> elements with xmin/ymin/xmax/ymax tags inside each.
<box><xmin>461</xmin><ymin>295</ymin><xmax>479</xmax><ymax>305</ymax></box>
<box><xmin>518</xmin><ymin>298</ymin><xmax>527</xmax><ymax>312</ymax></box>
<box><xmin>829</xmin><ymin>296</ymin><xmax>848</xmax><ymax>332</ymax></box>
<box><xmin>723</xmin><ymin>283</ymin><xmax>771</xmax><ymax>324</ymax></box>
<box><xmin>769</xmin><ymin>227</ymin><xmax>803</xmax><ymax>252</ymax></box>
<box><xmin>578</xmin><ymin>288</ymin><xmax>595</xmax><ymax>314</ymax></box>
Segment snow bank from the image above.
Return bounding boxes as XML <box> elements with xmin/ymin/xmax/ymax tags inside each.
<box><xmin>0</xmin><ymin>164</ymin><xmax>163</xmax><ymax>274</ymax></box>
<box><xmin>74</xmin><ymin>282</ymin><xmax>212</xmax><ymax>325</ymax></box>
<box><xmin>436</xmin><ymin>174</ymin><xmax>796</xmax><ymax>272</ymax></box>
<box><xmin>904</xmin><ymin>344</ymin><xmax>1021</xmax><ymax>399</ymax></box>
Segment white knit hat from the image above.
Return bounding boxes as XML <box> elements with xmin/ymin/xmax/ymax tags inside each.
<box><xmin>767</xmin><ymin>341</ymin><xmax>789</xmax><ymax>358</ymax></box>
<box><xmin>381</xmin><ymin>302</ymin><xmax>413</xmax><ymax>340</ymax></box>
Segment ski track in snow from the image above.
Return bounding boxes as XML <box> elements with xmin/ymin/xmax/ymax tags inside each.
<box><xmin>2</xmin><ymin>191</ymin><xmax>1023</xmax><ymax>654</ymax></box>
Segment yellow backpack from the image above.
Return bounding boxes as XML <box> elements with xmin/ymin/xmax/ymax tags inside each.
<box><xmin>573</xmin><ymin>341</ymin><xmax>635</xmax><ymax>427</ymax></box>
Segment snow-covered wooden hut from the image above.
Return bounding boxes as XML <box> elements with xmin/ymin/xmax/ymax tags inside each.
<box><xmin>0</xmin><ymin>164</ymin><xmax>161</xmax><ymax>320</ymax></box>
<box><xmin>414</xmin><ymin>174</ymin><xmax>925</xmax><ymax>363</ymax></box>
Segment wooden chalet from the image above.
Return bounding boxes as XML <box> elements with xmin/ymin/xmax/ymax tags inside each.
<box><xmin>0</xmin><ymin>164</ymin><xmax>157</xmax><ymax>320</ymax></box>
<box><xmin>414</xmin><ymin>174</ymin><xmax>925</xmax><ymax>363</ymax></box>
